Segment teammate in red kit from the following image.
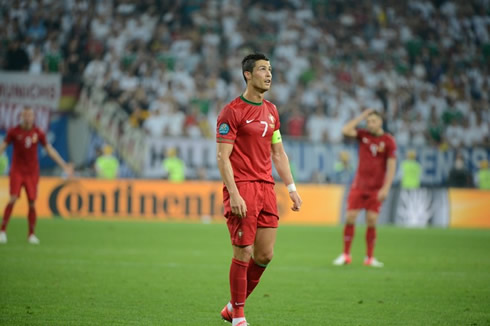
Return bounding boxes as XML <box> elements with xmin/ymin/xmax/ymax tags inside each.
<box><xmin>216</xmin><ymin>53</ymin><xmax>302</xmax><ymax>326</ymax></box>
<box><xmin>333</xmin><ymin>109</ymin><xmax>397</xmax><ymax>267</ymax></box>
<box><xmin>0</xmin><ymin>107</ymin><xmax>73</xmax><ymax>244</ymax></box>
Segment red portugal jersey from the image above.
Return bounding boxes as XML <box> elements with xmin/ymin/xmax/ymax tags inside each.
<box><xmin>5</xmin><ymin>125</ymin><xmax>47</xmax><ymax>175</ymax></box>
<box><xmin>216</xmin><ymin>95</ymin><xmax>280</xmax><ymax>184</ymax></box>
<box><xmin>351</xmin><ymin>129</ymin><xmax>397</xmax><ymax>191</ymax></box>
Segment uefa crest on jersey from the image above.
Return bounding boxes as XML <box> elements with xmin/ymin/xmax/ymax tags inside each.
<box><xmin>32</xmin><ymin>133</ymin><xmax>38</xmax><ymax>143</ymax></box>
<box><xmin>362</xmin><ymin>137</ymin><xmax>369</xmax><ymax>144</ymax></box>
<box><xmin>218</xmin><ymin>123</ymin><xmax>230</xmax><ymax>135</ymax></box>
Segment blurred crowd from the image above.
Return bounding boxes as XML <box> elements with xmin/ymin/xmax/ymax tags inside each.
<box><xmin>1</xmin><ymin>0</ymin><xmax>490</xmax><ymax>149</ymax></box>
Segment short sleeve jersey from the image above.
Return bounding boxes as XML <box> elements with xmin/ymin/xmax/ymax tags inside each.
<box><xmin>5</xmin><ymin>125</ymin><xmax>47</xmax><ymax>175</ymax></box>
<box><xmin>352</xmin><ymin>129</ymin><xmax>397</xmax><ymax>191</ymax></box>
<box><xmin>216</xmin><ymin>96</ymin><xmax>280</xmax><ymax>184</ymax></box>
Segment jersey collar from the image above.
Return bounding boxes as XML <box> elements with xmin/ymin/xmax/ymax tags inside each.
<box><xmin>240</xmin><ymin>95</ymin><xmax>262</xmax><ymax>106</ymax></box>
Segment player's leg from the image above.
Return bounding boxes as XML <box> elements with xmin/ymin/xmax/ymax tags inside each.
<box><xmin>25</xmin><ymin>175</ymin><xmax>40</xmax><ymax>244</ymax></box>
<box><xmin>364</xmin><ymin>208</ymin><xmax>383</xmax><ymax>267</ymax></box>
<box><xmin>334</xmin><ymin>189</ymin><xmax>362</xmax><ymax>265</ymax></box>
<box><xmin>228</xmin><ymin>245</ymin><xmax>252</xmax><ymax>325</ymax></box>
<box><xmin>222</xmin><ymin>183</ymin><xmax>258</xmax><ymax>325</ymax></box>
<box><xmin>246</xmin><ymin>227</ymin><xmax>276</xmax><ymax>298</ymax></box>
<box><xmin>245</xmin><ymin>183</ymin><xmax>279</xmax><ymax>298</ymax></box>
<box><xmin>0</xmin><ymin>196</ymin><xmax>19</xmax><ymax>244</ymax></box>
<box><xmin>0</xmin><ymin>174</ymin><xmax>22</xmax><ymax>243</ymax></box>
<box><xmin>333</xmin><ymin>209</ymin><xmax>359</xmax><ymax>265</ymax></box>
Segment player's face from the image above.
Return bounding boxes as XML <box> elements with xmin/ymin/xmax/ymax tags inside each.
<box><xmin>250</xmin><ymin>60</ymin><xmax>272</xmax><ymax>92</ymax></box>
<box><xmin>366</xmin><ymin>114</ymin><xmax>382</xmax><ymax>134</ymax></box>
<box><xmin>21</xmin><ymin>109</ymin><xmax>35</xmax><ymax>128</ymax></box>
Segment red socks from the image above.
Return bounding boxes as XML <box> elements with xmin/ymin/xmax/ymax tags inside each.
<box><xmin>1</xmin><ymin>202</ymin><xmax>14</xmax><ymax>232</ymax></box>
<box><xmin>246</xmin><ymin>258</ymin><xmax>266</xmax><ymax>298</ymax></box>
<box><xmin>343</xmin><ymin>224</ymin><xmax>355</xmax><ymax>255</ymax></box>
<box><xmin>230</xmin><ymin>258</ymin><xmax>248</xmax><ymax>318</ymax></box>
<box><xmin>28</xmin><ymin>206</ymin><xmax>36</xmax><ymax>236</ymax></box>
<box><xmin>366</xmin><ymin>227</ymin><xmax>376</xmax><ymax>259</ymax></box>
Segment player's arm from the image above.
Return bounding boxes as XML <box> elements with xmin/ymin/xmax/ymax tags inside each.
<box><xmin>378</xmin><ymin>157</ymin><xmax>397</xmax><ymax>201</ymax></box>
<box><xmin>216</xmin><ymin>142</ymin><xmax>247</xmax><ymax>217</ymax></box>
<box><xmin>271</xmin><ymin>131</ymin><xmax>302</xmax><ymax>211</ymax></box>
<box><xmin>44</xmin><ymin>144</ymin><xmax>74</xmax><ymax>176</ymax></box>
<box><xmin>342</xmin><ymin>108</ymin><xmax>374</xmax><ymax>138</ymax></box>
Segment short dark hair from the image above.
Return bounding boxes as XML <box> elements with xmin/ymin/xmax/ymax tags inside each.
<box><xmin>368</xmin><ymin>111</ymin><xmax>383</xmax><ymax>120</ymax></box>
<box><xmin>242</xmin><ymin>53</ymin><xmax>269</xmax><ymax>83</ymax></box>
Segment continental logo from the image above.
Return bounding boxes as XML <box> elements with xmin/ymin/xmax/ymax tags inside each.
<box><xmin>48</xmin><ymin>180</ymin><xmax>224</xmax><ymax>219</ymax></box>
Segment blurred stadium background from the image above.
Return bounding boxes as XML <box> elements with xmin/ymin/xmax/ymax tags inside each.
<box><xmin>0</xmin><ymin>0</ymin><xmax>489</xmax><ymax>325</ymax></box>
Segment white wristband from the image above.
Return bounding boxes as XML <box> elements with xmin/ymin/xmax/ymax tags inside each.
<box><xmin>287</xmin><ymin>183</ymin><xmax>296</xmax><ymax>193</ymax></box>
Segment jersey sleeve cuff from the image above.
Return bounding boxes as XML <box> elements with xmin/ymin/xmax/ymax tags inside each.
<box><xmin>216</xmin><ymin>137</ymin><xmax>235</xmax><ymax>144</ymax></box>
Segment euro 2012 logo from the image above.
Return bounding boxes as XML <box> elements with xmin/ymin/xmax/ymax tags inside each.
<box><xmin>219</xmin><ymin>123</ymin><xmax>230</xmax><ymax>135</ymax></box>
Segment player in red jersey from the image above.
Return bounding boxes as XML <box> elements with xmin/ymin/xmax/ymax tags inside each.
<box><xmin>216</xmin><ymin>53</ymin><xmax>302</xmax><ymax>326</ymax></box>
<box><xmin>333</xmin><ymin>109</ymin><xmax>397</xmax><ymax>267</ymax></box>
<box><xmin>0</xmin><ymin>107</ymin><xmax>73</xmax><ymax>244</ymax></box>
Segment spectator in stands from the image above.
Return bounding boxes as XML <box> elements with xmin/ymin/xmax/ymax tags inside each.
<box><xmin>306</xmin><ymin>106</ymin><xmax>328</xmax><ymax>143</ymax></box>
<box><xmin>286</xmin><ymin>106</ymin><xmax>306</xmax><ymax>139</ymax></box>
<box><xmin>445</xmin><ymin>119</ymin><xmax>464</xmax><ymax>148</ymax></box>
<box><xmin>162</xmin><ymin>147</ymin><xmax>185</xmax><ymax>183</ymax></box>
<box><xmin>476</xmin><ymin>160</ymin><xmax>490</xmax><ymax>190</ymax></box>
<box><xmin>4</xmin><ymin>38</ymin><xmax>29</xmax><ymax>71</ymax></box>
<box><xmin>331</xmin><ymin>151</ymin><xmax>354</xmax><ymax>185</ymax></box>
<box><xmin>401</xmin><ymin>150</ymin><xmax>422</xmax><ymax>190</ymax></box>
<box><xmin>143</xmin><ymin>108</ymin><xmax>166</xmax><ymax>137</ymax></box>
<box><xmin>0</xmin><ymin>153</ymin><xmax>8</xmax><ymax>175</ymax></box>
<box><xmin>447</xmin><ymin>154</ymin><xmax>473</xmax><ymax>188</ymax></box>
<box><xmin>95</xmin><ymin>145</ymin><xmax>119</xmax><ymax>179</ymax></box>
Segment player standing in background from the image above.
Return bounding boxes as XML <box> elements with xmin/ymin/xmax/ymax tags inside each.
<box><xmin>333</xmin><ymin>109</ymin><xmax>397</xmax><ymax>267</ymax></box>
<box><xmin>0</xmin><ymin>107</ymin><xmax>73</xmax><ymax>244</ymax></box>
<box><xmin>216</xmin><ymin>53</ymin><xmax>302</xmax><ymax>326</ymax></box>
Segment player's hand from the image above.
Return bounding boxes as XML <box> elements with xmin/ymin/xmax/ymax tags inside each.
<box><xmin>362</xmin><ymin>108</ymin><xmax>374</xmax><ymax>118</ymax></box>
<box><xmin>289</xmin><ymin>191</ymin><xmax>302</xmax><ymax>212</ymax></box>
<box><xmin>230</xmin><ymin>193</ymin><xmax>247</xmax><ymax>218</ymax></box>
<box><xmin>64</xmin><ymin>163</ymin><xmax>74</xmax><ymax>178</ymax></box>
<box><xmin>377</xmin><ymin>187</ymin><xmax>389</xmax><ymax>202</ymax></box>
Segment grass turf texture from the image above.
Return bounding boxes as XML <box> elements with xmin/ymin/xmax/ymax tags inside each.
<box><xmin>0</xmin><ymin>219</ymin><xmax>489</xmax><ymax>326</ymax></box>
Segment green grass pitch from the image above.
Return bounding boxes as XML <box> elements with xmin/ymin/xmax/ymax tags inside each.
<box><xmin>0</xmin><ymin>218</ymin><xmax>489</xmax><ymax>325</ymax></box>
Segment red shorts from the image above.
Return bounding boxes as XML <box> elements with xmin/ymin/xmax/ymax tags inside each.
<box><xmin>10</xmin><ymin>172</ymin><xmax>39</xmax><ymax>201</ymax></box>
<box><xmin>347</xmin><ymin>188</ymin><xmax>382</xmax><ymax>214</ymax></box>
<box><xmin>223</xmin><ymin>181</ymin><xmax>279</xmax><ymax>246</ymax></box>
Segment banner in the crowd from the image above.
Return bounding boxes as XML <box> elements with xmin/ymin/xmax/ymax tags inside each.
<box><xmin>0</xmin><ymin>177</ymin><xmax>343</xmax><ymax>224</ymax></box>
<box><xmin>0</xmin><ymin>103</ymin><xmax>51</xmax><ymax>132</ymax></box>
<box><xmin>142</xmin><ymin>137</ymin><xmax>490</xmax><ymax>185</ymax></box>
<box><xmin>449</xmin><ymin>189</ymin><xmax>490</xmax><ymax>228</ymax></box>
<box><xmin>0</xmin><ymin>71</ymin><xmax>60</xmax><ymax>131</ymax></box>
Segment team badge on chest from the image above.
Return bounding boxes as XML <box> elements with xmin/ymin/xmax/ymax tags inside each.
<box><xmin>269</xmin><ymin>114</ymin><xmax>275</xmax><ymax>128</ymax></box>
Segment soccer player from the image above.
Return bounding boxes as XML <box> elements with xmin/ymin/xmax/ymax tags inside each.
<box><xmin>216</xmin><ymin>53</ymin><xmax>302</xmax><ymax>326</ymax></box>
<box><xmin>0</xmin><ymin>107</ymin><xmax>73</xmax><ymax>244</ymax></box>
<box><xmin>333</xmin><ymin>109</ymin><xmax>397</xmax><ymax>267</ymax></box>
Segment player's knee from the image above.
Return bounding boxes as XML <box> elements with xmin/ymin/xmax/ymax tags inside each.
<box><xmin>255</xmin><ymin>251</ymin><xmax>274</xmax><ymax>265</ymax></box>
<box><xmin>346</xmin><ymin>214</ymin><xmax>357</xmax><ymax>224</ymax></box>
<box><xmin>233</xmin><ymin>245</ymin><xmax>253</xmax><ymax>261</ymax></box>
<box><xmin>28</xmin><ymin>200</ymin><xmax>35</xmax><ymax>208</ymax></box>
<box><xmin>366</xmin><ymin>219</ymin><xmax>377</xmax><ymax>227</ymax></box>
<box><xmin>9</xmin><ymin>196</ymin><xmax>18</xmax><ymax>203</ymax></box>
